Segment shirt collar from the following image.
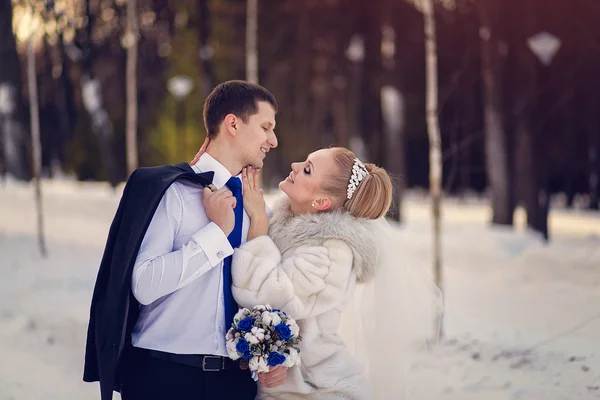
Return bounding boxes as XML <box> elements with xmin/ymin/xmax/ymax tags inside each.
<box><xmin>191</xmin><ymin>152</ymin><xmax>240</xmax><ymax>189</ymax></box>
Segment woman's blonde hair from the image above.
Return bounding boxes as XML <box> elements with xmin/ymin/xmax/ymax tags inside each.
<box><xmin>322</xmin><ymin>147</ymin><xmax>393</xmax><ymax>219</ymax></box>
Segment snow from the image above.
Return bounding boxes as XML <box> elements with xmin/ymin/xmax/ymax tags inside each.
<box><xmin>1</xmin><ymin>179</ymin><xmax>599</xmax><ymax>399</ymax></box>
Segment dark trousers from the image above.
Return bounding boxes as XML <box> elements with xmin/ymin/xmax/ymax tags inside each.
<box><xmin>120</xmin><ymin>348</ymin><xmax>257</xmax><ymax>400</ymax></box>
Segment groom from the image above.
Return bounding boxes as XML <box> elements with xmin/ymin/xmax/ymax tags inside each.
<box><xmin>83</xmin><ymin>80</ymin><xmax>287</xmax><ymax>399</ymax></box>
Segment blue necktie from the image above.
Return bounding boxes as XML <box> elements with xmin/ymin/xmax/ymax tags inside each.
<box><xmin>223</xmin><ymin>176</ymin><xmax>243</xmax><ymax>329</ymax></box>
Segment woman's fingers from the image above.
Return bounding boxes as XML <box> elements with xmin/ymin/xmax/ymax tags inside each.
<box><xmin>242</xmin><ymin>167</ymin><xmax>249</xmax><ymax>192</ymax></box>
<box><xmin>254</xmin><ymin>168</ymin><xmax>260</xmax><ymax>190</ymax></box>
<box><xmin>241</xmin><ymin>166</ymin><xmax>262</xmax><ymax>193</ymax></box>
<box><xmin>247</xmin><ymin>166</ymin><xmax>255</xmax><ymax>190</ymax></box>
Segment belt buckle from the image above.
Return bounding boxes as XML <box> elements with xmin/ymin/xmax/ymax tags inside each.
<box><xmin>202</xmin><ymin>356</ymin><xmax>224</xmax><ymax>372</ymax></box>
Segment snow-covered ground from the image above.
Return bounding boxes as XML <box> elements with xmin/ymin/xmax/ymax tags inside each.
<box><xmin>1</xmin><ymin>179</ymin><xmax>599</xmax><ymax>400</ymax></box>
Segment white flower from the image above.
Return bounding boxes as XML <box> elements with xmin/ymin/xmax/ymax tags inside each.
<box><xmin>233</xmin><ymin>308</ymin><xmax>248</xmax><ymax>322</ymax></box>
<box><xmin>261</xmin><ymin>311</ymin><xmax>272</xmax><ymax>326</ymax></box>
<box><xmin>270</xmin><ymin>313</ymin><xmax>282</xmax><ymax>326</ymax></box>
<box><xmin>254</xmin><ymin>305</ymin><xmax>269</xmax><ymax>312</ymax></box>
<box><xmin>251</xmin><ymin>326</ymin><xmax>265</xmax><ymax>341</ymax></box>
<box><xmin>249</xmin><ymin>355</ymin><xmax>269</xmax><ymax>373</ymax></box>
<box><xmin>287</xmin><ymin>322</ymin><xmax>300</xmax><ymax>337</ymax></box>
<box><xmin>245</xmin><ymin>332</ymin><xmax>259</xmax><ymax>344</ymax></box>
<box><xmin>226</xmin><ymin>338</ymin><xmax>241</xmax><ymax>360</ymax></box>
<box><xmin>282</xmin><ymin>348</ymin><xmax>300</xmax><ymax>367</ymax></box>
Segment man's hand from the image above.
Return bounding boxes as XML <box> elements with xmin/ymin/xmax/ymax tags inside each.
<box><xmin>202</xmin><ymin>186</ymin><xmax>236</xmax><ymax>236</ymax></box>
<box><xmin>258</xmin><ymin>366</ymin><xmax>288</xmax><ymax>389</ymax></box>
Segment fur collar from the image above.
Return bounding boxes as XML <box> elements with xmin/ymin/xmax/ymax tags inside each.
<box><xmin>267</xmin><ymin>196</ymin><xmax>379</xmax><ymax>283</ymax></box>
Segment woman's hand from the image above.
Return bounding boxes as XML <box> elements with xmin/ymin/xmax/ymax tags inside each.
<box><xmin>242</xmin><ymin>166</ymin><xmax>267</xmax><ymax>218</ymax></box>
<box><xmin>190</xmin><ymin>137</ymin><xmax>209</xmax><ymax>166</ymax></box>
<box><xmin>242</xmin><ymin>166</ymin><xmax>269</xmax><ymax>239</ymax></box>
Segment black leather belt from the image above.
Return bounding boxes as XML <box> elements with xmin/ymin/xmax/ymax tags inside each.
<box><xmin>136</xmin><ymin>348</ymin><xmax>235</xmax><ymax>371</ymax></box>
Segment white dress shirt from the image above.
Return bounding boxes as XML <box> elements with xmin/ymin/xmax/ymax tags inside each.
<box><xmin>130</xmin><ymin>153</ymin><xmax>251</xmax><ymax>356</ymax></box>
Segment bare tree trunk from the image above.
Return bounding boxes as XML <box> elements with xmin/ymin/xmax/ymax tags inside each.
<box><xmin>54</xmin><ymin>31</ymin><xmax>75</xmax><ymax>175</ymax></box>
<box><xmin>346</xmin><ymin>33</ymin><xmax>366</xmax><ymax>160</ymax></box>
<box><xmin>460</xmin><ymin>84</ymin><xmax>476</xmax><ymax>197</ymax></box>
<box><xmin>28</xmin><ymin>35</ymin><xmax>47</xmax><ymax>257</ymax></box>
<box><xmin>590</xmin><ymin>144</ymin><xmax>599</xmax><ymax>210</ymax></box>
<box><xmin>506</xmin><ymin>0</ymin><xmax>548</xmax><ymax>240</ymax></box>
<box><xmin>381</xmin><ymin>3</ymin><xmax>404</xmax><ymax>223</ymax></box>
<box><xmin>478</xmin><ymin>1</ymin><xmax>513</xmax><ymax>225</ymax></box>
<box><xmin>359</xmin><ymin>1</ymin><xmax>384</xmax><ymax>164</ymax></box>
<box><xmin>292</xmin><ymin>2</ymin><xmax>311</xmax><ymax>153</ymax></box>
<box><xmin>0</xmin><ymin>0</ymin><xmax>29</xmax><ymax>181</ymax></box>
<box><xmin>514</xmin><ymin>114</ymin><xmax>541</xmax><ymax>231</ymax></box>
<box><xmin>78</xmin><ymin>0</ymin><xmax>118</xmax><ymax>186</ymax></box>
<box><xmin>423</xmin><ymin>0</ymin><xmax>443</xmax><ymax>339</ymax></box>
<box><xmin>332</xmin><ymin>88</ymin><xmax>351</xmax><ymax>148</ymax></box>
<box><xmin>587</xmin><ymin>79</ymin><xmax>599</xmax><ymax>210</ymax></box>
<box><xmin>246</xmin><ymin>0</ymin><xmax>258</xmax><ymax>84</ymax></box>
<box><xmin>126</xmin><ymin>0</ymin><xmax>139</xmax><ymax>175</ymax></box>
<box><xmin>381</xmin><ymin>85</ymin><xmax>405</xmax><ymax>223</ymax></box>
<box><xmin>198</xmin><ymin>0</ymin><xmax>215</xmax><ymax>96</ymax></box>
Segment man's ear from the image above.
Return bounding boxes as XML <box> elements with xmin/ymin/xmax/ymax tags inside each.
<box><xmin>223</xmin><ymin>114</ymin><xmax>238</xmax><ymax>136</ymax></box>
<box><xmin>313</xmin><ymin>198</ymin><xmax>332</xmax><ymax>211</ymax></box>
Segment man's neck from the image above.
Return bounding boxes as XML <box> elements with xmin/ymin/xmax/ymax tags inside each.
<box><xmin>205</xmin><ymin>140</ymin><xmax>243</xmax><ymax>176</ymax></box>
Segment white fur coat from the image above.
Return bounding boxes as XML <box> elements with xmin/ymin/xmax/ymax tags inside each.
<box><xmin>232</xmin><ymin>197</ymin><xmax>379</xmax><ymax>400</ymax></box>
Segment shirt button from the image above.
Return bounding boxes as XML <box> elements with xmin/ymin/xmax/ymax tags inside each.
<box><xmin>217</xmin><ymin>251</ymin><xmax>225</xmax><ymax>259</ymax></box>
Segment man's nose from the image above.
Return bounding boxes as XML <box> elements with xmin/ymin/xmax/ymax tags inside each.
<box><xmin>268</xmin><ymin>131</ymin><xmax>278</xmax><ymax>148</ymax></box>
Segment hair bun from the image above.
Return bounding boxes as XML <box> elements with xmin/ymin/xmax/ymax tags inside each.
<box><xmin>345</xmin><ymin>163</ymin><xmax>393</xmax><ymax>219</ymax></box>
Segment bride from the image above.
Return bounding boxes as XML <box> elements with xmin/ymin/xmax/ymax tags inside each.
<box><xmin>232</xmin><ymin>147</ymin><xmax>443</xmax><ymax>399</ymax></box>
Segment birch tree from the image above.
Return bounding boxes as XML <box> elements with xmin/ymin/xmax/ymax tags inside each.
<box><xmin>126</xmin><ymin>0</ymin><xmax>139</xmax><ymax>175</ymax></box>
<box><xmin>422</xmin><ymin>0</ymin><xmax>444</xmax><ymax>337</ymax></box>
<box><xmin>246</xmin><ymin>0</ymin><xmax>258</xmax><ymax>84</ymax></box>
<box><xmin>27</xmin><ymin>24</ymin><xmax>47</xmax><ymax>257</ymax></box>
<box><xmin>0</xmin><ymin>0</ymin><xmax>29</xmax><ymax>181</ymax></box>
<box><xmin>476</xmin><ymin>0</ymin><xmax>513</xmax><ymax>225</ymax></box>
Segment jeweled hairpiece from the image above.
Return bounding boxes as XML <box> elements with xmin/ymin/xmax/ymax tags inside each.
<box><xmin>347</xmin><ymin>158</ymin><xmax>369</xmax><ymax>200</ymax></box>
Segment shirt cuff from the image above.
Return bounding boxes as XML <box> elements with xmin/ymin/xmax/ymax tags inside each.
<box><xmin>191</xmin><ymin>222</ymin><xmax>234</xmax><ymax>267</ymax></box>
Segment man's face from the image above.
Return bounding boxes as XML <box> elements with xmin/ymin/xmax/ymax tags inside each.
<box><xmin>235</xmin><ymin>101</ymin><xmax>278</xmax><ymax>168</ymax></box>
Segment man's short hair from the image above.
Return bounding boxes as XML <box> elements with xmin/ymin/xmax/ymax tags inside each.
<box><xmin>203</xmin><ymin>80</ymin><xmax>278</xmax><ymax>139</ymax></box>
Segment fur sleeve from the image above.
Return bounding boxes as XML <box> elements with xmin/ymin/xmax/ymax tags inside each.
<box><xmin>232</xmin><ymin>236</ymin><xmax>355</xmax><ymax>320</ymax></box>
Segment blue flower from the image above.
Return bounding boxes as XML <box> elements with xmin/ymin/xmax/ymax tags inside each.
<box><xmin>236</xmin><ymin>338</ymin><xmax>249</xmax><ymax>354</ymax></box>
<box><xmin>275</xmin><ymin>323</ymin><xmax>292</xmax><ymax>340</ymax></box>
<box><xmin>242</xmin><ymin>351</ymin><xmax>253</xmax><ymax>360</ymax></box>
<box><xmin>238</xmin><ymin>317</ymin><xmax>254</xmax><ymax>331</ymax></box>
<box><xmin>267</xmin><ymin>352</ymin><xmax>286</xmax><ymax>367</ymax></box>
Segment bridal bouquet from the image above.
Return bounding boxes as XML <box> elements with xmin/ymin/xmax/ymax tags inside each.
<box><xmin>226</xmin><ymin>305</ymin><xmax>302</xmax><ymax>373</ymax></box>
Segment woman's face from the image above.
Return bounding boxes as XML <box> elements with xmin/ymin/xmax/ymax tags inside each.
<box><xmin>279</xmin><ymin>149</ymin><xmax>338</xmax><ymax>214</ymax></box>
